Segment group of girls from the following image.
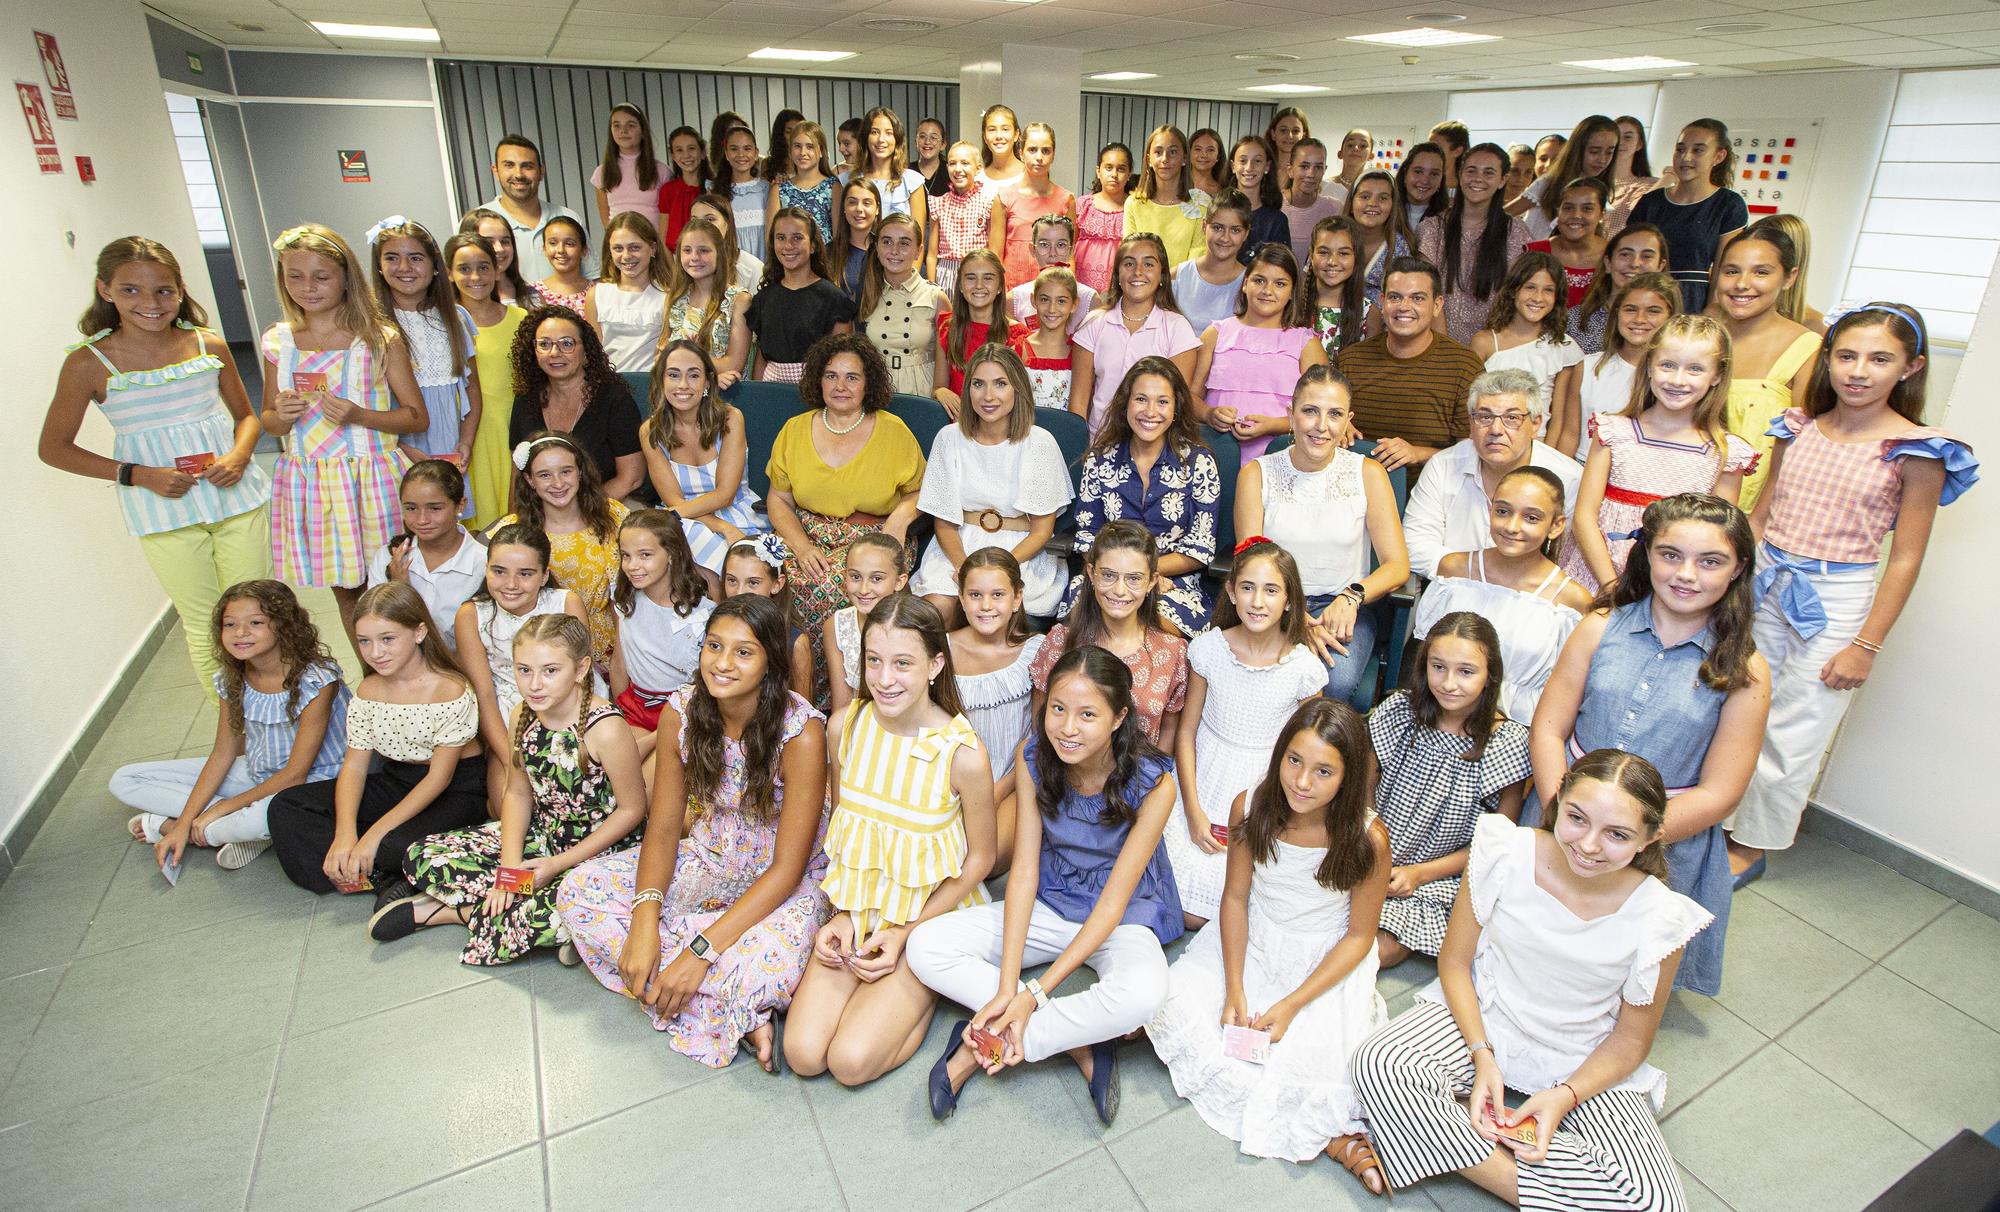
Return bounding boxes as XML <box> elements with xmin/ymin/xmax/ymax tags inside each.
<box><xmin>45</xmin><ymin>90</ymin><xmax>1980</xmax><ymax>1211</ymax></box>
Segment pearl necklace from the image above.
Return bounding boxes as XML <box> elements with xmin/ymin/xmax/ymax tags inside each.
<box><xmin>820</xmin><ymin>408</ymin><xmax>865</xmax><ymax>436</ymax></box>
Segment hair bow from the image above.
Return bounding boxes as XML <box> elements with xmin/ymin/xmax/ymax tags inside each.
<box><xmin>1233</xmin><ymin>534</ymin><xmax>1274</xmax><ymax>556</ymax></box>
<box><xmin>272</xmin><ymin>225</ymin><xmax>318</xmax><ymax>252</ymax></box>
<box><xmin>734</xmin><ymin>532</ymin><xmax>791</xmax><ymax>569</ymax></box>
<box><xmin>365</xmin><ymin>215</ymin><xmax>411</xmax><ymax>248</ymax></box>
<box><xmin>512</xmin><ymin>435</ymin><xmax>566</xmax><ymax>470</ymax></box>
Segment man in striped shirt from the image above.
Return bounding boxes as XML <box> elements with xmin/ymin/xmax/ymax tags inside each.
<box><xmin>1335</xmin><ymin>256</ymin><xmax>1484</xmax><ymax>474</ymax></box>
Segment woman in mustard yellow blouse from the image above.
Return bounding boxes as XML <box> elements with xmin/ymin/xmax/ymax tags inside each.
<box><xmin>764</xmin><ymin>333</ymin><xmax>926</xmax><ymax>705</ymax></box>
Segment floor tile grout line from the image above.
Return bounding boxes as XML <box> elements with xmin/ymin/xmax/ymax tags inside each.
<box><xmin>966</xmin><ymin>1144</ymin><xmax>1118</xmax><ymax>1209</ymax></box>
<box><xmin>0</xmin><ymin>1037</ymin><xmax>287</xmax><ymax>1136</ymax></box>
<box><xmin>531</xmin><ymin>1060</ymin><xmax>734</xmax><ymax>1146</ymax></box>
<box><xmin>1658</xmin><ymin>1037</ymin><xmax>1775</xmax><ymax>1126</ymax></box>
<box><xmin>345</xmin><ymin>1142</ymin><xmax>548</xmax><ymax>1211</ymax></box>
<box><xmin>527</xmin><ymin>973</ymin><xmax>554</xmax><ymax>1211</ymax></box>
<box><xmin>279</xmin><ymin>966</ymin><xmax>517</xmax><ymax>1043</ymax></box>
<box><xmin>1764</xmin><ymin>1032</ymin><xmax>1938</xmax><ymax>1158</ymax></box>
<box><xmin>792</xmin><ymin>1070</ymin><xmax>854</xmax><ymax>1211</ymax></box>
<box><xmin>240</xmin><ymin>895</ymin><xmax>321</xmax><ymax>1212</ymax></box>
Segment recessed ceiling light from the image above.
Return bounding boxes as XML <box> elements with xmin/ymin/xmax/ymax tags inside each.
<box><xmin>1089</xmin><ymin>71</ymin><xmax>1158</xmax><ymax>81</ymax></box>
<box><xmin>1564</xmin><ymin>55</ymin><xmax>1695</xmax><ymax>70</ymax></box>
<box><xmin>310</xmin><ymin>21</ymin><xmax>438</xmax><ymax>41</ymax></box>
<box><xmin>1243</xmin><ymin>83</ymin><xmax>1330</xmax><ymax>93</ymax></box>
<box><xmin>862</xmin><ymin>18</ymin><xmax>936</xmax><ymax>32</ymax></box>
<box><xmin>1346</xmin><ymin>27</ymin><xmax>1498</xmax><ymax>47</ymax></box>
<box><xmin>1232</xmin><ymin>51</ymin><xmax>1301</xmax><ymax>61</ymax></box>
<box><xmin>748</xmin><ymin>47</ymin><xmax>856</xmax><ymax>62</ymax></box>
<box><xmin>1670</xmin><ymin>70</ymin><xmax>1699</xmax><ymax>77</ymax></box>
<box><xmin>1404</xmin><ymin>11</ymin><xmax>1468</xmax><ymax>22</ymax></box>
<box><xmin>1695</xmin><ymin>21</ymin><xmax>1769</xmax><ymax>32</ymax></box>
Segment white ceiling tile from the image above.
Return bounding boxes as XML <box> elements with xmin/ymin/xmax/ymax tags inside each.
<box><xmin>1728</xmin><ymin>24</ymin><xmax>1884</xmax><ymax>46</ymax></box>
<box><xmin>1777</xmin><ymin>0</ymin><xmax>1990</xmax><ymax>19</ymax></box>
<box><xmin>1839</xmin><ymin>47</ymin><xmax>1999</xmax><ymax>63</ymax></box>
<box><xmin>1858</xmin><ymin>10</ymin><xmax>2000</xmax><ymax>34</ymax></box>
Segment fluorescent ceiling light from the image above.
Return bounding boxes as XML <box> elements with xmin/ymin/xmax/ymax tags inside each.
<box><xmin>748</xmin><ymin>47</ymin><xmax>855</xmax><ymax>62</ymax></box>
<box><xmin>1564</xmin><ymin>55</ymin><xmax>1695</xmax><ymax>70</ymax></box>
<box><xmin>1345</xmin><ymin>27</ymin><xmax>1497</xmax><ymax>47</ymax></box>
<box><xmin>1090</xmin><ymin>71</ymin><xmax>1158</xmax><ymax>81</ymax></box>
<box><xmin>310</xmin><ymin>21</ymin><xmax>438</xmax><ymax>41</ymax></box>
<box><xmin>1243</xmin><ymin>83</ymin><xmax>1330</xmax><ymax>93</ymax></box>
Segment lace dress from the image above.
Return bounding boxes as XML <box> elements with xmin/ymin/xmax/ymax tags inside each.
<box><xmin>1149</xmin><ymin>825</ymin><xmax>1387</xmax><ymax>1160</ymax></box>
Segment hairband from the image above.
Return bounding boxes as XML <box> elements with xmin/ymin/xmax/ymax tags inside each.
<box><xmin>732</xmin><ymin>533</ymin><xmax>791</xmax><ymax>569</ymax></box>
<box><xmin>1831</xmin><ymin>303</ymin><xmax>1926</xmax><ymax>355</ymax></box>
<box><xmin>512</xmin><ymin>435</ymin><xmax>568</xmax><ymax>470</ymax></box>
<box><xmin>365</xmin><ymin>215</ymin><xmax>412</xmax><ymax>248</ymax></box>
<box><xmin>1233</xmin><ymin>534</ymin><xmax>1273</xmax><ymax>556</ymax></box>
<box><xmin>272</xmin><ymin>225</ymin><xmax>321</xmax><ymax>252</ymax></box>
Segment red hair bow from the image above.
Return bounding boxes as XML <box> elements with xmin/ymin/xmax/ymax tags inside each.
<box><xmin>1233</xmin><ymin>535</ymin><xmax>1273</xmax><ymax>556</ymax></box>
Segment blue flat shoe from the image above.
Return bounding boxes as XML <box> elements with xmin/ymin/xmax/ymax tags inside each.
<box><xmin>1086</xmin><ymin>1038</ymin><xmax>1120</xmax><ymax>1126</ymax></box>
<box><xmin>929</xmin><ymin>1020</ymin><xmax>971</xmax><ymax>1121</ymax></box>
<box><xmin>1732</xmin><ymin>856</ymin><xmax>1767</xmax><ymax>891</ymax></box>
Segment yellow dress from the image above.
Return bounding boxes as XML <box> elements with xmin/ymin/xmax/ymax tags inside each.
<box><xmin>499</xmin><ymin>498</ymin><xmax>628</xmax><ymax>669</ymax></box>
<box><xmin>1122</xmin><ymin>194</ymin><xmax>1210</xmax><ymax>269</ymax></box>
<box><xmin>469</xmin><ymin>305</ymin><xmax>527</xmax><ymax>528</ymax></box>
<box><xmin>1726</xmin><ymin>329</ymin><xmax>1821</xmax><ymax>511</ymax></box>
<box><xmin>820</xmin><ymin>702</ymin><xmax>987</xmax><ymax>942</ymax></box>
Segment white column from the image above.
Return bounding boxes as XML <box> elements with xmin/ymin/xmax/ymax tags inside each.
<box><xmin>959</xmin><ymin>44</ymin><xmax>1085</xmax><ymax>195</ymax></box>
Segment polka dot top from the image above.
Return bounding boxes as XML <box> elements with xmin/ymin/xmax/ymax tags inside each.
<box><xmin>346</xmin><ymin>685</ymin><xmax>479</xmax><ymax>763</ymax></box>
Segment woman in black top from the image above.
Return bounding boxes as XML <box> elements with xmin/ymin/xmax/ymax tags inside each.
<box><xmin>507</xmin><ymin>305</ymin><xmax>644</xmax><ymax>499</ymax></box>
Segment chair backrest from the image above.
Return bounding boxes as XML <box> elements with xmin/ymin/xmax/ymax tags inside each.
<box><xmin>727</xmin><ymin>380</ymin><xmax>813</xmax><ymax>500</ymax></box>
<box><xmin>885</xmin><ymin>394</ymin><xmax>953</xmax><ymax>461</ymax></box>
<box><xmin>1262</xmin><ymin>434</ymin><xmax>1408</xmax><ymax>514</ymax></box>
<box><xmin>618</xmin><ymin>371</ymin><xmax>653</xmax><ymax>424</ymax></box>
<box><xmin>1034</xmin><ymin>408</ymin><xmax>1091</xmax><ymax>528</ymax></box>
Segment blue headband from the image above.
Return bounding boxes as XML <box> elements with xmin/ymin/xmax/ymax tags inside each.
<box><xmin>1839</xmin><ymin>303</ymin><xmax>1926</xmax><ymax>356</ymax></box>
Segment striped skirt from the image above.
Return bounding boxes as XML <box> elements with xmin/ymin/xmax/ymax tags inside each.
<box><xmin>271</xmin><ymin>450</ymin><xmax>409</xmax><ymax>588</ymax></box>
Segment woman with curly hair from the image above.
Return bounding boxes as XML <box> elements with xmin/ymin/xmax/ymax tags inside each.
<box><xmin>764</xmin><ymin>333</ymin><xmax>927</xmax><ymax>705</ymax></box>
<box><xmin>506</xmin><ymin>304</ymin><xmax>645</xmax><ymax>500</ymax></box>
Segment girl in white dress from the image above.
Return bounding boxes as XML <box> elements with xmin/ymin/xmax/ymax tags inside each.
<box><xmin>909</xmin><ymin>346</ymin><xmax>1075</xmax><ymax>617</ymax></box>
<box><xmin>948</xmin><ymin>549</ymin><xmax>1046</xmax><ymax>871</ymax></box>
<box><xmin>1149</xmin><ymin>698</ymin><xmax>1392</xmax><ymax>1186</ymax></box>
<box><xmin>1412</xmin><ymin>466</ymin><xmax>1593</xmax><ymax>723</ymax></box>
<box><xmin>585</xmin><ymin>212</ymin><xmax>670</xmax><ymax>373</ymax></box>
<box><xmin>1352</xmin><ymin>750</ymin><xmax>1712</xmax><ymax>1211</ymax></box>
<box><xmin>1471</xmin><ymin>252</ymin><xmax>1584</xmax><ymax>444</ymax></box>
<box><xmin>1166</xmin><ymin>540</ymin><xmax>1326</xmax><ymax>923</ymax></box>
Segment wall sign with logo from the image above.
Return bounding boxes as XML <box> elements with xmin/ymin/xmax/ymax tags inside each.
<box><xmin>16</xmin><ymin>81</ymin><xmax>61</xmax><ymax>174</ymax></box>
<box><xmin>34</xmin><ymin>31</ymin><xmax>76</xmax><ymax>120</ymax></box>
<box><xmin>339</xmin><ymin>149</ymin><xmax>370</xmax><ymax>183</ymax></box>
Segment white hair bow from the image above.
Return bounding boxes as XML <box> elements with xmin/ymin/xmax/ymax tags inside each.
<box><xmin>365</xmin><ymin>215</ymin><xmax>411</xmax><ymax>247</ymax></box>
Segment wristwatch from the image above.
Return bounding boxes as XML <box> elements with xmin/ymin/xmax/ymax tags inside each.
<box><xmin>1019</xmin><ymin>977</ymin><xmax>1050</xmax><ymax>1008</ymax></box>
<box><xmin>117</xmin><ymin>462</ymin><xmax>137</xmax><ymax>487</ymax></box>
<box><xmin>687</xmin><ymin>932</ymin><xmax>720</xmax><ymax>964</ymax></box>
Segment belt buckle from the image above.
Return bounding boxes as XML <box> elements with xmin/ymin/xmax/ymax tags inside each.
<box><xmin>976</xmin><ymin>508</ymin><xmax>1003</xmax><ymax>533</ymax></box>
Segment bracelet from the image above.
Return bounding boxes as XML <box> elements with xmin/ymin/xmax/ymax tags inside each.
<box><xmin>117</xmin><ymin>462</ymin><xmax>136</xmax><ymax>487</ymax></box>
<box><xmin>1851</xmin><ymin>636</ymin><xmax>1884</xmax><ymax>654</ymax></box>
<box><xmin>632</xmin><ymin>888</ymin><xmax>665</xmax><ymax>907</ymax></box>
<box><xmin>1020</xmin><ymin>977</ymin><xmax>1050</xmax><ymax>1009</ymax></box>
<box><xmin>1467</xmin><ymin>1040</ymin><xmax>1494</xmax><ymax>1058</ymax></box>
<box><xmin>1558</xmin><ymin>1081</ymin><xmax>1581</xmax><ymax>1112</ymax></box>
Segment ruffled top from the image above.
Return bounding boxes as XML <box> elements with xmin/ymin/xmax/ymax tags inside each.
<box><xmin>1594</xmin><ymin>413</ymin><xmax>1761</xmax><ymax>498</ymax></box>
<box><xmin>218</xmin><ymin>658</ymin><xmax>351</xmax><ymax>784</ymax></box>
<box><xmin>956</xmin><ymin>634</ymin><xmax>1047</xmax><ymax>780</ymax></box>
<box><xmin>1762</xmin><ymin>407</ymin><xmax>1979</xmax><ymax>563</ymax></box>
<box><xmin>1205</xmin><ymin>318</ymin><xmax>1315</xmax><ymax>414</ymax></box>
<box><xmin>1418</xmin><ymin>815</ymin><xmax>1712</xmax><ymax>1111</ymax></box>
<box><xmin>1027</xmin><ymin>733</ymin><xmax>1184</xmax><ymax>943</ymax></box>
<box><xmin>820</xmin><ymin>703</ymin><xmax>988</xmax><ymax>941</ymax></box>
<box><xmin>917</xmin><ymin>424</ymin><xmax>1075</xmax><ymax>524</ymax></box>
<box><xmin>345</xmin><ymin>686</ymin><xmax>479</xmax><ymax>764</ymax></box>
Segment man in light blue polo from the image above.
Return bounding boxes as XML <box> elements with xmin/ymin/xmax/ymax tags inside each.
<box><xmin>482</xmin><ymin>132</ymin><xmax>588</xmax><ymax>284</ymax></box>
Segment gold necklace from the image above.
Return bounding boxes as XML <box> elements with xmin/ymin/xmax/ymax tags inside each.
<box><xmin>820</xmin><ymin>408</ymin><xmax>865</xmax><ymax>435</ymax></box>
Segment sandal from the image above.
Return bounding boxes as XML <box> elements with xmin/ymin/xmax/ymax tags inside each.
<box><xmin>738</xmin><ymin>1020</ymin><xmax>784</xmax><ymax>1076</ymax></box>
<box><xmin>128</xmin><ymin>814</ymin><xmax>151</xmax><ymax>843</ymax></box>
<box><xmin>1327</xmin><ymin>1133</ymin><xmax>1390</xmax><ymax>1196</ymax></box>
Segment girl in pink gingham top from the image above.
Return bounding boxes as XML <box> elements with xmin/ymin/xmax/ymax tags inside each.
<box><xmin>929</xmin><ymin>142</ymin><xmax>996</xmax><ymax>294</ymax></box>
<box><xmin>1728</xmin><ymin>303</ymin><xmax>1977</xmax><ymax>874</ymax></box>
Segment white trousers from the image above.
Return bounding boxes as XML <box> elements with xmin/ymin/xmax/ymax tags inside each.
<box><xmin>1727</xmin><ymin>562</ymin><xmax>1877</xmax><ymax>851</ymax></box>
<box><xmin>906</xmin><ymin>899</ymin><xmax>1169</xmax><ymax>1063</ymax></box>
<box><xmin>109</xmin><ymin>756</ymin><xmax>274</xmax><ymax>844</ymax></box>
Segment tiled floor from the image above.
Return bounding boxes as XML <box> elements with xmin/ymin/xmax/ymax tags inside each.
<box><xmin>3</xmin><ymin>617</ymin><xmax>1997</xmax><ymax>1211</ymax></box>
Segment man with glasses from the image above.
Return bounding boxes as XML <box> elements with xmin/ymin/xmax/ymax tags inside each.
<box><xmin>1400</xmin><ymin>366</ymin><xmax>1582</xmax><ymax>578</ymax></box>
<box><xmin>1334</xmin><ymin>257</ymin><xmax>1485</xmax><ymax>476</ymax></box>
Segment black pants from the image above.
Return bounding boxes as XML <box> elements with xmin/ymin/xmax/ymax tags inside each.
<box><xmin>269</xmin><ymin>756</ymin><xmax>488</xmax><ymax>894</ymax></box>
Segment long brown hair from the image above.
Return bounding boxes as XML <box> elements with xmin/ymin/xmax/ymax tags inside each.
<box><xmin>1485</xmin><ymin>251</ymin><xmax>1570</xmax><ymax>342</ymax></box>
<box><xmin>1087</xmin><ymin>356</ymin><xmax>1205</xmax><ymax>460</ymax></box>
<box><xmin>1805</xmin><ymin>303</ymin><xmax>1930</xmax><ymax>423</ymax></box>
<box><xmin>599</xmin><ymin>102</ymin><xmax>661</xmax><ymax>193</ymax></box>
<box><xmin>1594</xmin><ymin>271</ymin><xmax>1681</xmax><ymax>375</ymax></box>
<box><xmin>681</xmin><ymin>594</ymin><xmax>797</xmax><ymax>817</ymax></box>
<box><xmin>598</xmin><ymin>212</ymin><xmax>671</xmax><ymax>288</ymax></box>
<box><xmin>611</xmin><ymin>508</ymin><xmax>705</xmax><ymax>617</ymax></box>
<box><xmin>1597</xmin><ymin>493</ymin><xmax>1758</xmax><ymax>692</ymax></box>
<box><xmin>1031</xmin><ymin>645</ymin><xmax>1168</xmax><ymax>826</ymax></box>
<box><xmin>1576</xmin><ymin>223</ymin><xmax>1666</xmax><ymax>325</ymax></box>
<box><xmin>1404</xmin><ymin>610</ymin><xmax>1505</xmax><ymax>761</ymax></box>
<box><xmin>371</xmin><ymin>218</ymin><xmax>469</xmax><ymax>380</ymax></box>
<box><xmin>457</xmin><ymin>209</ymin><xmax>532</xmax><ymax>304</ymax></box>
<box><xmin>210</xmin><ymin>580</ymin><xmax>336</xmax><ymax>740</ymax></box>
<box><xmin>1308</xmin><ymin>216</ymin><xmax>1368</xmax><ymax>350</ymax></box>
<box><xmin>1068</xmin><ymin>520</ymin><xmax>1165</xmax><ymax>648</ymax></box>
<box><xmin>508</xmin><ymin>431</ymin><xmax>619</xmax><ymax>544</ymax></box>
<box><xmin>1536</xmin><ymin>115</ymin><xmax>1617</xmax><ymax>220</ymax></box>
<box><xmin>1210</xmin><ymin>540</ymin><xmax>1309</xmax><ymax>647</ymax></box>
<box><xmin>945</xmin><ymin>248</ymin><xmax>1012</xmax><ymax>372</ymax></box>
<box><xmin>645</xmin><ymin>337</ymin><xmax>730</xmax><ymax>455</ymax></box>
<box><xmin>1240</xmin><ymin>698</ymin><xmax>1377</xmax><ymax>890</ymax></box>
<box><xmin>82</xmin><ymin>236</ymin><xmax>209</xmax><ymax>335</ymax></box>
<box><xmin>1234</xmin><ymin>242</ymin><xmax>1313</xmax><ymax>330</ymax></box>
<box><xmin>1439</xmin><ymin>142</ymin><xmax>1516</xmax><ymax>305</ymax></box>
<box><xmin>1539</xmin><ymin>748</ymin><xmax>1670</xmax><ymax>881</ymax></box>
<box><xmin>689</xmin><ymin>194</ymin><xmax>744</xmax><ymax>284</ymax></box>
<box><xmin>353</xmin><ymin>582</ymin><xmax>467</xmax><ymax>685</ymax></box>
<box><xmin>854</xmin><ymin>594</ymin><xmax>966</xmax><ymax>718</ymax></box>
<box><xmin>952</xmin><ymin>548</ymin><xmax>1031</xmax><ymax>646</ymax></box>
<box><xmin>763</xmin><ymin>207</ymin><xmax>835</xmax><ymax>287</ymax></box>
<box><xmin>858</xmin><ymin>212</ymin><xmax>924</xmax><ymax>317</ymax></box>
<box><xmin>1134</xmin><ymin>125</ymin><xmax>1191</xmax><ymax>204</ymax></box>
<box><xmin>1093</xmin><ymin>232</ymin><xmax>1184</xmax><ymax>317</ymax></box>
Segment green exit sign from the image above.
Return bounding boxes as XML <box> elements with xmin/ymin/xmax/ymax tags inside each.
<box><xmin>187</xmin><ymin>51</ymin><xmax>204</xmax><ymax>74</ymax></box>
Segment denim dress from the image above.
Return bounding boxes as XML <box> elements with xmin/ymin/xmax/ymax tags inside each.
<box><xmin>1524</xmin><ymin>598</ymin><xmax>1732</xmax><ymax>995</ymax></box>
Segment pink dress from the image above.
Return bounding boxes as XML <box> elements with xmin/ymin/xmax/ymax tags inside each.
<box><xmin>1075</xmin><ymin>194</ymin><xmax>1125</xmax><ymax>293</ymax></box>
<box><xmin>1203</xmin><ymin>318</ymin><xmax>1314</xmax><ymax>462</ymax></box>
<box><xmin>1559</xmin><ymin>414</ymin><xmax>1761</xmax><ymax>592</ymax></box>
<box><xmin>998</xmin><ymin>184</ymin><xmax>1075</xmax><ymax>290</ymax></box>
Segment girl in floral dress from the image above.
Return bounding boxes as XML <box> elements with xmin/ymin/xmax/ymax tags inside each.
<box><xmin>385</xmin><ymin>613</ymin><xmax>647</xmax><ymax>960</ymax></box>
<box><xmin>557</xmin><ymin>595</ymin><xmax>831</xmax><ymax>1071</ymax></box>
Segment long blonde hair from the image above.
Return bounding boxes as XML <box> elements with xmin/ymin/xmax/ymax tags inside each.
<box><xmin>664</xmin><ymin>218</ymin><xmax>730</xmax><ymax>350</ymax></box>
<box><xmin>272</xmin><ymin>223</ymin><xmax>392</xmax><ymax>355</ymax></box>
<box><xmin>510</xmin><ymin>613</ymin><xmax>600</xmax><ymax>771</ymax></box>
<box><xmin>1620</xmin><ymin>313</ymin><xmax>1734</xmax><ymax>472</ymax></box>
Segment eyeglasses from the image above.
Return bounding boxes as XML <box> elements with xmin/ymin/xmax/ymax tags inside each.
<box><xmin>1470</xmin><ymin>409</ymin><xmax>1532</xmax><ymax>431</ymax></box>
<box><xmin>1092</xmin><ymin>569</ymin><xmax>1152</xmax><ymax>592</ymax></box>
<box><xmin>535</xmin><ymin>337</ymin><xmax>580</xmax><ymax>353</ymax></box>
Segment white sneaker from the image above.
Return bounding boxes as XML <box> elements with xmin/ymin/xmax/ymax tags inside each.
<box><xmin>216</xmin><ymin>840</ymin><xmax>271</xmax><ymax>870</ymax></box>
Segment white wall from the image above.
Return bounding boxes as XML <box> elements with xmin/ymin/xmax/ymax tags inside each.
<box><xmin>1814</xmin><ymin>267</ymin><xmax>2000</xmax><ymax>891</ymax></box>
<box><xmin>1297</xmin><ymin>92</ymin><xmax>1445</xmax><ymax>159</ymax></box>
<box><xmin>7</xmin><ymin>0</ymin><xmax>206</xmax><ymax>833</ymax></box>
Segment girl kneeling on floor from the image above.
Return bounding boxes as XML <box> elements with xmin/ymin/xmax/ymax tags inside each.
<box><xmin>116</xmin><ymin>579</ymin><xmax>350</xmax><ymax>873</ymax></box>
<box><xmin>1148</xmin><ymin>698</ymin><xmax>1391</xmax><ymax>1188</ymax></box>
<box><xmin>908</xmin><ymin>644</ymin><xmax>1182</xmax><ymax>1128</ymax></box>
<box><xmin>269</xmin><ymin>583</ymin><xmax>486</xmax><ymax>895</ymax></box>
<box><xmin>382</xmin><ymin>613</ymin><xmax>647</xmax><ymax>958</ymax></box>
<box><xmin>557</xmin><ymin>594</ymin><xmax>830</xmax><ymax>1072</ymax></box>
<box><xmin>1352</xmin><ymin>750</ymin><xmax>1711</xmax><ymax>1210</ymax></box>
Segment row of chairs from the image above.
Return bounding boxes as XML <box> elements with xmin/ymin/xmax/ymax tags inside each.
<box><xmin>617</xmin><ymin>373</ymin><xmax>1415</xmax><ymax>707</ymax></box>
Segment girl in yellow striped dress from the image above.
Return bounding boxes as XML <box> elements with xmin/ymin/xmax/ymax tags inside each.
<box><xmin>783</xmin><ymin>594</ymin><xmax>997</xmax><ymax>1086</ymax></box>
